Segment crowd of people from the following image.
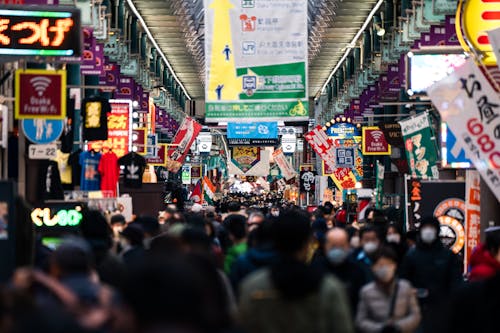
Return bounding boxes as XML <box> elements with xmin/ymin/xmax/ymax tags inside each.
<box><xmin>1</xmin><ymin>201</ymin><xmax>500</xmax><ymax>333</ymax></box>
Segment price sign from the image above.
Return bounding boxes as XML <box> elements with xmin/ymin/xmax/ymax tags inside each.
<box><xmin>28</xmin><ymin>143</ymin><xmax>57</xmax><ymax>159</ymax></box>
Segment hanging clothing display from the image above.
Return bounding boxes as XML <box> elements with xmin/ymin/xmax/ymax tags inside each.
<box><xmin>53</xmin><ymin>150</ymin><xmax>72</xmax><ymax>185</ymax></box>
<box><xmin>118</xmin><ymin>152</ymin><xmax>147</xmax><ymax>188</ymax></box>
<box><xmin>38</xmin><ymin>160</ymin><xmax>64</xmax><ymax>201</ymax></box>
<box><xmin>60</xmin><ymin>97</ymin><xmax>75</xmax><ymax>153</ymax></box>
<box><xmin>79</xmin><ymin>150</ymin><xmax>102</xmax><ymax>191</ymax></box>
<box><xmin>68</xmin><ymin>148</ymin><xmax>83</xmax><ymax>187</ymax></box>
<box><xmin>81</xmin><ymin>96</ymin><xmax>111</xmax><ymax>141</ymax></box>
<box><xmin>98</xmin><ymin>151</ymin><xmax>120</xmax><ymax>196</ymax></box>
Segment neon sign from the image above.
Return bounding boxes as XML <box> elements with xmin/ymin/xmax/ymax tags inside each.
<box><xmin>31</xmin><ymin>207</ymin><xmax>83</xmax><ymax>227</ymax></box>
<box><xmin>0</xmin><ymin>6</ymin><xmax>81</xmax><ymax>57</ymax></box>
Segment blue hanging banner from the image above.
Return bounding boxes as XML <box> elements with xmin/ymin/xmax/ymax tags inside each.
<box><xmin>227</xmin><ymin>122</ymin><xmax>278</xmax><ymax>139</ymax></box>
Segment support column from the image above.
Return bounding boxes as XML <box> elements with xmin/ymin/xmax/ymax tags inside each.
<box><xmin>480</xmin><ymin>179</ymin><xmax>500</xmax><ymax>241</ymax></box>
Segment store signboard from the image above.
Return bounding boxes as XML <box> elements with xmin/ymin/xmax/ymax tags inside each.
<box><xmin>300</xmin><ymin>170</ymin><xmax>316</xmax><ymax>193</ymax></box>
<box><xmin>181</xmin><ymin>165</ymin><xmax>191</xmax><ymax>185</ymax></box>
<box><xmin>465</xmin><ymin>170</ymin><xmax>481</xmax><ymax>271</ymax></box>
<box><xmin>362</xmin><ymin>126</ymin><xmax>391</xmax><ymax>155</ymax></box>
<box><xmin>305</xmin><ymin>125</ymin><xmax>336</xmax><ymax>171</ymax></box>
<box><xmin>0</xmin><ymin>6</ymin><xmax>81</xmax><ymax>57</ymax></box>
<box><xmin>15</xmin><ymin>69</ymin><xmax>66</xmax><ymax>119</ymax></box>
<box><xmin>204</xmin><ymin>0</ymin><xmax>308</xmax><ymax>121</ymax></box>
<box><xmin>104</xmin><ymin>100</ymin><xmax>132</xmax><ymax>158</ymax></box>
<box><xmin>428</xmin><ymin>58</ymin><xmax>500</xmax><ymax>201</ymax></box>
<box><xmin>132</xmin><ymin>127</ymin><xmax>146</xmax><ymax>155</ymax></box>
<box><xmin>146</xmin><ymin>143</ymin><xmax>167</xmax><ymax>166</ymax></box>
<box><xmin>227</xmin><ymin>122</ymin><xmax>278</xmax><ymax>139</ymax></box>
<box><xmin>272</xmin><ymin>148</ymin><xmax>296</xmax><ymax>180</ymax></box>
<box><xmin>441</xmin><ymin>123</ymin><xmax>472</xmax><ymax>168</ymax></box>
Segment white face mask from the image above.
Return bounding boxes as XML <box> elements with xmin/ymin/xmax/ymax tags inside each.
<box><xmin>327</xmin><ymin>248</ymin><xmax>349</xmax><ymax>265</ymax></box>
<box><xmin>363</xmin><ymin>241</ymin><xmax>379</xmax><ymax>254</ymax></box>
<box><xmin>421</xmin><ymin>227</ymin><xmax>437</xmax><ymax>244</ymax></box>
<box><xmin>350</xmin><ymin>236</ymin><xmax>360</xmax><ymax>248</ymax></box>
<box><xmin>373</xmin><ymin>265</ymin><xmax>396</xmax><ymax>283</ymax></box>
<box><xmin>386</xmin><ymin>234</ymin><xmax>401</xmax><ymax>244</ymax></box>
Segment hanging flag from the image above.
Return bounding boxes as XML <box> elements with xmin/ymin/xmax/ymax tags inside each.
<box><xmin>190</xmin><ymin>180</ymin><xmax>202</xmax><ymax>204</ymax></box>
<box><xmin>398</xmin><ymin>113</ymin><xmax>439</xmax><ymax>179</ymax></box>
<box><xmin>427</xmin><ymin>58</ymin><xmax>500</xmax><ymax>201</ymax></box>
<box><xmin>203</xmin><ymin>176</ymin><xmax>216</xmax><ymax>205</ymax></box>
<box><xmin>375</xmin><ymin>160</ymin><xmax>384</xmax><ymax>209</ymax></box>
<box><xmin>272</xmin><ymin>148</ymin><xmax>297</xmax><ymax>180</ymax></box>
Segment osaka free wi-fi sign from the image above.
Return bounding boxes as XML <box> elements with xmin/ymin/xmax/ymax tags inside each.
<box><xmin>15</xmin><ymin>69</ymin><xmax>66</xmax><ymax>120</ymax></box>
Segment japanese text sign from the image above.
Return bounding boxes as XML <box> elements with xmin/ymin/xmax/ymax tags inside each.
<box><xmin>305</xmin><ymin>125</ymin><xmax>336</xmax><ymax>171</ymax></box>
<box><xmin>272</xmin><ymin>148</ymin><xmax>296</xmax><ymax>180</ymax></box>
<box><xmin>362</xmin><ymin>126</ymin><xmax>391</xmax><ymax>155</ymax></box>
<box><xmin>105</xmin><ymin>100</ymin><xmax>131</xmax><ymax>158</ymax></box>
<box><xmin>0</xmin><ymin>6</ymin><xmax>81</xmax><ymax>57</ymax></box>
<box><xmin>146</xmin><ymin>144</ymin><xmax>167</xmax><ymax>166</ymax></box>
<box><xmin>398</xmin><ymin>113</ymin><xmax>439</xmax><ymax>180</ymax></box>
<box><xmin>465</xmin><ymin>170</ymin><xmax>481</xmax><ymax>270</ymax></box>
<box><xmin>428</xmin><ymin>58</ymin><xmax>500</xmax><ymax>201</ymax></box>
<box><xmin>15</xmin><ymin>69</ymin><xmax>66</xmax><ymax>119</ymax></box>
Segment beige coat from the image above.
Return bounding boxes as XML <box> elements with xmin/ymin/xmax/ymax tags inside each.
<box><xmin>356</xmin><ymin>279</ymin><xmax>421</xmax><ymax>333</ymax></box>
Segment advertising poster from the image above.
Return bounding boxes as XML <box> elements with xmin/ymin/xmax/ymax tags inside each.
<box><xmin>300</xmin><ymin>170</ymin><xmax>316</xmax><ymax>193</ymax></box>
<box><xmin>405</xmin><ymin>179</ymin><xmax>466</xmax><ymax>253</ymax></box>
<box><xmin>428</xmin><ymin>58</ymin><xmax>500</xmax><ymax>201</ymax></box>
<box><xmin>228</xmin><ymin>148</ymin><xmax>270</xmax><ymax>176</ymax></box>
<box><xmin>272</xmin><ymin>148</ymin><xmax>297</xmax><ymax>180</ymax></box>
<box><xmin>398</xmin><ymin>113</ymin><xmax>439</xmax><ymax>179</ymax></box>
<box><xmin>15</xmin><ymin>69</ymin><xmax>66</xmax><ymax>119</ymax></box>
<box><xmin>305</xmin><ymin>125</ymin><xmax>336</xmax><ymax>171</ymax></box>
<box><xmin>167</xmin><ymin>117</ymin><xmax>202</xmax><ymax>173</ymax></box>
<box><xmin>204</xmin><ymin>0</ymin><xmax>308</xmax><ymax>122</ymax></box>
<box><xmin>465</xmin><ymin>170</ymin><xmax>481</xmax><ymax>271</ymax></box>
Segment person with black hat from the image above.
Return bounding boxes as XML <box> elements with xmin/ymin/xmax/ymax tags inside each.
<box><xmin>119</xmin><ymin>223</ymin><xmax>145</xmax><ymax>267</ymax></box>
<box><xmin>400</xmin><ymin>216</ymin><xmax>462</xmax><ymax>333</ymax></box>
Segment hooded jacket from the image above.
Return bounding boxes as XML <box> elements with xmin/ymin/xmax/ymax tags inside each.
<box><xmin>468</xmin><ymin>244</ymin><xmax>500</xmax><ymax>281</ymax></box>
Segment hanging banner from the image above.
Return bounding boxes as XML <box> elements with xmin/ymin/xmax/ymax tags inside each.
<box><xmin>228</xmin><ymin>148</ymin><xmax>270</xmax><ymax>177</ymax></box>
<box><xmin>146</xmin><ymin>144</ymin><xmax>167</xmax><ymax>166</ymax></box>
<box><xmin>132</xmin><ymin>128</ymin><xmax>147</xmax><ymax>155</ymax></box>
<box><xmin>465</xmin><ymin>170</ymin><xmax>481</xmax><ymax>271</ymax></box>
<box><xmin>15</xmin><ymin>69</ymin><xmax>66</xmax><ymax>119</ymax></box>
<box><xmin>204</xmin><ymin>0</ymin><xmax>308</xmax><ymax>122</ymax></box>
<box><xmin>362</xmin><ymin>126</ymin><xmax>391</xmax><ymax>155</ymax></box>
<box><xmin>305</xmin><ymin>125</ymin><xmax>336</xmax><ymax>171</ymax></box>
<box><xmin>105</xmin><ymin>100</ymin><xmax>132</xmax><ymax>158</ymax></box>
<box><xmin>300</xmin><ymin>170</ymin><xmax>316</xmax><ymax>193</ymax></box>
<box><xmin>166</xmin><ymin>116</ymin><xmax>202</xmax><ymax>173</ymax></box>
<box><xmin>227</xmin><ymin>122</ymin><xmax>278</xmax><ymax>139</ymax></box>
<box><xmin>427</xmin><ymin>58</ymin><xmax>500</xmax><ymax>201</ymax></box>
<box><xmin>488</xmin><ymin>28</ymin><xmax>500</xmax><ymax>69</ymax></box>
<box><xmin>378</xmin><ymin>122</ymin><xmax>404</xmax><ymax>147</ymax></box>
<box><xmin>272</xmin><ymin>148</ymin><xmax>297</xmax><ymax>180</ymax></box>
<box><xmin>398</xmin><ymin>113</ymin><xmax>439</xmax><ymax>179</ymax></box>
<box><xmin>375</xmin><ymin>161</ymin><xmax>384</xmax><ymax>209</ymax></box>
<box><xmin>181</xmin><ymin>165</ymin><xmax>192</xmax><ymax>185</ymax></box>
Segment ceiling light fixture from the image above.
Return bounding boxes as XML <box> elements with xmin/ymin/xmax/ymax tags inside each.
<box><xmin>126</xmin><ymin>0</ymin><xmax>191</xmax><ymax>100</ymax></box>
<box><xmin>319</xmin><ymin>0</ymin><xmax>385</xmax><ymax>96</ymax></box>
<box><xmin>374</xmin><ymin>23</ymin><xmax>385</xmax><ymax>36</ymax></box>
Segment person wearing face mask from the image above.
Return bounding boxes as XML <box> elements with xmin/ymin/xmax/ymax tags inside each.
<box><xmin>400</xmin><ymin>217</ymin><xmax>462</xmax><ymax>333</ymax></box>
<box><xmin>353</xmin><ymin>226</ymin><xmax>381</xmax><ymax>280</ymax></box>
<box><xmin>356</xmin><ymin>247</ymin><xmax>421</xmax><ymax>333</ymax></box>
<box><xmin>318</xmin><ymin>228</ymin><xmax>369</xmax><ymax>315</ymax></box>
<box><xmin>385</xmin><ymin>223</ymin><xmax>408</xmax><ymax>265</ymax></box>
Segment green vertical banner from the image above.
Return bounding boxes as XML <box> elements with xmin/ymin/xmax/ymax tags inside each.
<box><xmin>375</xmin><ymin>160</ymin><xmax>384</xmax><ymax>209</ymax></box>
<box><xmin>204</xmin><ymin>0</ymin><xmax>308</xmax><ymax>122</ymax></box>
<box><xmin>398</xmin><ymin>112</ymin><xmax>439</xmax><ymax>179</ymax></box>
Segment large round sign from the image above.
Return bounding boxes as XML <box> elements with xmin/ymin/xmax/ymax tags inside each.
<box><xmin>21</xmin><ymin>119</ymin><xmax>64</xmax><ymax>144</ymax></box>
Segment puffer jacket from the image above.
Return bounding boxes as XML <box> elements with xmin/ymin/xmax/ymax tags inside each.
<box><xmin>468</xmin><ymin>244</ymin><xmax>500</xmax><ymax>281</ymax></box>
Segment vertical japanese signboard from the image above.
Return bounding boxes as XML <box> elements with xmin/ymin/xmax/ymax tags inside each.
<box><xmin>428</xmin><ymin>58</ymin><xmax>500</xmax><ymax>201</ymax></box>
<box><xmin>465</xmin><ymin>170</ymin><xmax>481</xmax><ymax>271</ymax></box>
<box><xmin>272</xmin><ymin>148</ymin><xmax>296</xmax><ymax>180</ymax></box>
<box><xmin>398</xmin><ymin>113</ymin><xmax>439</xmax><ymax>180</ymax></box>
<box><xmin>166</xmin><ymin>116</ymin><xmax>202</xmax><ymax>173</ymax></box>
<box><xmin>91</xmin><ymin>100</ymin><xmax>131</xmax><ymax>158</ymax></box>
<box><xmin>15</xmin><ymin>69</ymin><xmax>66</xmax><ymax>119</ymax></box>
<box><xmin>204</xmin><ymin>0</ymin><xmax>308</xmax><ymax>122</ymax></box>
<box><xmin>305</xmin><ymin>125</ymin><xmax>336</xmax><ymax>172</ymax></box>
<box><xmin>375</xmin><ymin>161</ymin><xmax>384</xmax><ymax>209</ymax></box>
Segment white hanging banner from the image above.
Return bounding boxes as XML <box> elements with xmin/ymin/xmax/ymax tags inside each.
<box><xmin>272</xmin><ymin>148</ymin><xmax>297</xmax><ymax>180</ymax></box>
<box><xmin>427</xmin><ymin>58</ymin><xmax>500</xmax><ymax>201</ymax></box>
<box><xmin>488</xmin><ymin>28</ymin><xmax>500</xmax><ymax>70</ymax></box>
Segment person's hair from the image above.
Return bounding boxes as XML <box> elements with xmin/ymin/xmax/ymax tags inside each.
<box><xmin>121</xmin><ymin>224</ymin><xmax>144</xmax><ymax>246</ymax></box>
<box><xmin>248</xmin><ymin>211</ymin><xmax>265</xmax><ymax>223</ymax></box>
<box><xmin>227</xmin><ymin>201</ymin><xmax>241</xmax><ymax>213</ymax></box>
<box><xmin>181</xmin><ymin>227</ymin><xmax>212</xmax><ymax>254</ymax></box>
<box><xmin>406</xmin><ymin>230</ymin><xmax>418</xmax><ymax>242</ymax></box>
<box><xmin>485</xmin><ymin>227</ymin><xmax>500</xmax><ymax>256</ymax></box>
<box><xmin>360</xmin><ymin>225</ymin><xmax>379</xmax><ymax>240</ymax></box>
<box><xmin>272</xmin><ymin>209</ymin><xmax>311</xmax><ymax>255</ymax></box>
<box><xmin>79</xmin><ymin>209</ymin><xmax>113</xmax><ymax>249</ymax></box>
<box><xmin>110</xmin><ymin>214</ymin><xmax>126</xmax><ymax>225</ymax></box>
<box><xmin>51</xmin><ymin>240</ymin><xmax>93</xmax><ymax>276</ymax></box>
<box><xmin>135</xmin><ymin>216</ymin><xmax>160</xmax><ymax>236</ymax></box>
<box><xmin>387</xmin><ymin>222</ymin><xmax>402</xmax><ymax>235</ymax></box>
<box><xmin>205</xmin><ymin>211</ymin><xmax>216</xmax><ymax>219</ymax></box>
<box><xmin>372</xmin><ymin>246</ymin><xmax>398</xmax><ymax>264</ymax></box>
<box><xmin>224</xmin><ymin>214</ymin><xmax>247</xmax><ymax>240</ymax></box>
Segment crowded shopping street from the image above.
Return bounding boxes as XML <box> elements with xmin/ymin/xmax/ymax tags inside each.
<box><xmin>0</xmin><ymin>0</ymin><xmax>500</xmax><ymax>332</ymax></box>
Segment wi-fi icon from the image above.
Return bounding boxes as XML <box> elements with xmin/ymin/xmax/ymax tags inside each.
<box><xmin>30</xmin><ymin>76</ymin><xmax>51</xmax><ymax>97</ymax></box>
<box><xmin>371</xmin><ymin>130</ymin><xmax>383</xmax><ymax>141</ymax></box>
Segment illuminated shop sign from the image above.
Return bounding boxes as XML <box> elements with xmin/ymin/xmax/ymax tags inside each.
<box><xmin>31</xmin><ymin>207</ymin><xmax>83</xmax><ymax>227</ymax></box>
<box><xmin>0</xmin><ymin>6</ymin><xmax>81</xmax><ymax>57</ymax></box>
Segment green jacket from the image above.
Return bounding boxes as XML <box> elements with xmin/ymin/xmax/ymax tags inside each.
<box><xmin>224</xmin><ymin>242</ymin><xmax>248</xmax><ymax>274</ymax></box>
<box><xmin>239</xmin><ymin>268</ymin><xmax>354</xmax><ymax>333</ymax></box>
